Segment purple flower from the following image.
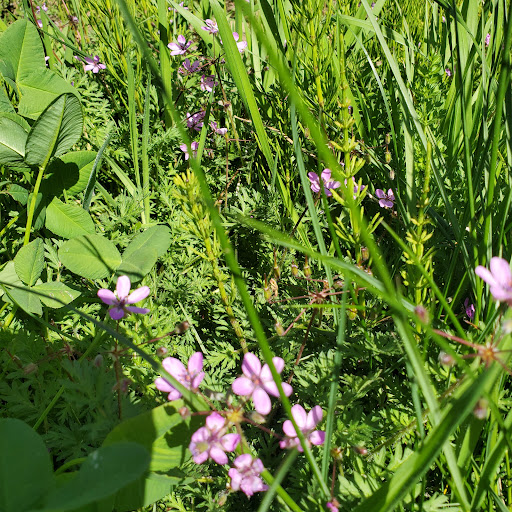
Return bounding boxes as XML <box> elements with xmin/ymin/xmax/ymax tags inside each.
<box><xmin>168</xmin><ymin>35</ymin><xmax>192</xmax><ymax>56</ymax></box>
<box><xmin>180</xmin><ymin>141</ymin><xmax>199</xmax><ymax>160</ymax></box>
<box><xmin>445</xmin><ymin>68</ymin><xmax>452</xmax><ymax>77</ymax></box>
<box><xmin>464</xmin><ymin>298</ymin><xmax>475</xmax><ymax>320</ymax></box>
<box><xmin>210</xmin><ymin>121</ymin><xmax>227</xmax><ymax>136</ymax></box>
<box><xmin>475</xmin><ymin>257</ymin><xmax>512</xmax><ymax>306</ymax></box>
<box><xmin>485</xmin><ymin>33</ymin><xmax>491</xmax><ymax>47</ymax></box>
<box><xmin>37</xmin><ymin>19</ymin><xmax>43</xmax><ymax>28</ymax></box>
<box><xmin>201</xmin><ymin>19</ymin><xmax>218</xmax><ymax>35</ymax></box>
<box><xmin>155</xmin><ymin>352</ymin><xmax>205</xmax><ymax>401</ymax></box>
<box><xmin>185</xmin><ymin>110</ymin><xmax>206</xmax><ymax>131</ymax></box>
<box><xmin>171</xmin><ymin>1</ymin><xmax>188</xmax><ymax>12</ymax></box>
<box><xmin>179</xmin><ymin>58</ymin><xmax>200</xmax><ymax>74</ymax></box>
<box><xmin>83</xmin><ymin>55</ymin><xmax>106</xmax><ymax>73</ymax></box>
<box><xmin>97</xmin><ymin>275</ymin><xmax>150</xmax><ymax>320</ymax></box>
<box><xmin>200</xmin><ymin>74</ymin><xmax>217</xmax><ymax>92</ymax></box>
<box><xmin>308</xmin><ymin>169</ymin><xmax>341</xmax><ymax>197</ymax></box>
<box><xmin>280</xmin><ymin>404</ymin><xmax>325</xmax><ymax>452</ymax></box>
<box><xmin>228</xmin><ymin>454</ymin><xmax>269</xmax><ymax>497</ymax></box>
<box><xmin>233</xmin><ymin>32</ymin><xmax>248</xmax><ymax>53</ymax></box>
<box><xmin>326</xmin><ymin>503</ymin><xmax>339</xmax><ymax>512</ymax></box>
<box><xmin>189</xmin><ymin>412</ymin><xmax>240</xmax><ymax>464</ymax></box>
<box><xmin>375</xmin><ymin>188</ymin><xmax>395</xmax><ymax>208</ymax></box>
<box><xmin>232</xmin><ymin>352</ymin><xmax>293</xmax><ymax>415</ymax></box>
<box><xmin>35</xmin><ymin>2</ymin><xmax>48</xmax><ymax>14</ymax></box>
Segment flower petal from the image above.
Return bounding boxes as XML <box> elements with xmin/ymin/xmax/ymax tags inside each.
<box><xmin>241</xmin><ymin>352</ymin><xmax>261</xmax><ymax>378</ymax></box>
<box><xmin>126</xmin><ymin>286</ymin><xmax>150</xmax><ymax>304</ymax></box>
<box><xmin>490</xmin><ymin>257</ymin><xmax>512</xmax><ymax>284</ymax></box>
<box><xmin>282</xmin><ymin>419</ymin><xmax>297</xmax><ymax>438</ymax></box>
<box><xmin>166</xmin><ymin>389</ymin><xmax>182</xmax><ymax>401</ymax></box>
<box><xmin>188</xmin><ymin>352</ymin><xmax>203</xmax><ymax>374</ymax></box>
<box><xmin>306</xmin><ymin>405</ymin><xmax>323</xmax><ymax>430</ymax></box>
<box><xmin>232</xmin><ymin>376</ymin><xmax>254</xmax><ymax>396</ymax></box>
<box><xmin>320</xmin><ymin>169</ymin><xmax>332</xmax><ymax>182</ymax></box>
<box><xmin>281</xmin><ymin>382</ymin><xmax>293</xmax><ymax>397</ymax></box>
<box><xmin>109</xmin><ymin>307</ymin><xmax>125</xmax><ymax>320</ymax></box>
<box><xmin>191</xmin><ymin>371</ymin><xmax>205</xmax><ymax>389</ymax></box>
<box><xmin>252</xmin><ymin>387</ymin><xmax>271</xmax><ymax>415</ymax></box>
<box><xmin>291</xmin><ymin>404</ymin><xmax>307</xmax><ymax>428</ymax></box>
<box><xmin>309</xmin><ymin>429</ymin><xmax>325</xmax><ymax>445</ymax></box>
<box><xmin>154</xmin><ymin>377</ymin><xmax>173</xmax><ymax>392</ymax></box>
<box><xmin>125</xmin><ymin>306</ymin><xmax>150</xmax><ymax>315</ymax></box>
<box><xmin>206</xmin><ymin>412</ymin><xmax>225</xmax><ymax>432</ymax></box>
<box><xmin>233</xmin><ymin>453</ymin><xmax>253</xmax><ymax>469</ymax></box>
<box><xmin>162</xmin><ymin>357</ymin><xmax>186</xmax><ymax>380</ymax></box>
<box><xmin>210</xmin><ymin>446</ymin><xmax>228</xmax><ymax>465</ymax></box>
<box><xmin>475</xmin><ymin>265</ymin><xmax>498</xmax><ymax>288</ymax></box>
<box><xmin>97</xmin><ymin>289</ymin><xmax>117</xmax><ymax>305</ymax></box>
<box><xmin>375</xmin><ymin>189</ymin><xmax>385</xmax><ymax>198</ymax></box>
<box><xmin>220</xmin><ymin>433</ymin><xmax>240</xmax><ymax>452</ymax></box>
<box><xmin>116</xmin><ymin>275</ymin><xmax>131</xmax><ymax>299</ymax></box>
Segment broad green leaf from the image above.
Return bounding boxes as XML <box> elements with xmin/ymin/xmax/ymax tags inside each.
<box><xmin>5</xmin><ymin>183</ymin><xmax>28</xmax><ymax>204</ymax></box>
<box><xmin>0</xmin><ymin>418</ymin><xmax>54</xmax><ymax>512</ymax></box>
<box><xmin>102</xmin><ymin>401</ymin><xmax>202</xmax><ymax>511</ymax></box>
<box><xmin>33</xmin><ymin>281</ymin><xmax>81</xmax><ymax>308</ymax></box>
<box><xmin>0</xmin><ymin>261</ymin><xmax>20</xmax><ymax>298</ymax></box>
<box><xmin>14</xmin><ymin>238</ymin><xmax>44</xmax><ymax>286</ymax></box>
<box><xmin>123</xmin><ymin>225</ymin><xmax>172</xmax><ymax>259</ymax></box>
<box><xmin>42</xmin><ymin>151</ymin><xmax>97</xmax><ymax>196</ymax></box>
<box><xmin>59</xmin><ymin>234</ymin><xmax>121</xmax><ymax>279</ymax></box>
<box><xmin>116</xmin><ymin>247</ymin><xmax>158</xmax><ymax>283</ymax></box>
<box><xmin>18</xmin><ymin>68</ymin><xmax>79</xmax><ymax>120</ymax></box>
<box><xmin>0</xmin><ymin>83</ymin><xmax>14</xmax><ymax>112</ymax></box>
<box><xmin>0</xmin><ymin>19</ymin><xmax>45</xmax><ymax>83</ymax></box>
<box><xmin>45</xmin><ymin>197</ymin><xmax>95</xmax><ymax>239</ymax></box>
<box><xmin>7</xmin><ymin>285</ymin><xmax>43</xmax><ymax>315</ymax></box>
<box><xmin>43</xmin><ymin>443</ymin><xmax>149</xmax><ymax>511</ymax></box>
<box><xmin>0</xmin><ymin>114</ymin><xmax>28</xmax><ymax>166</ymax></box>
<box><xmin>25</xmin><ymin>93</ymin><xmax>83</xmax><ymax>168</ymax></box>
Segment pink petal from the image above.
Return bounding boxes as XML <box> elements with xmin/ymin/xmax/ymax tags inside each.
<box><xmin>206</xmin><ymin>412</ymin><xmax>225</xmax><ymax>431</ymax></box>
<box><xmin>387</xmin><ymin>189</ymin><xmax>395</xmax><ymax>200</ymax></box>
<box><xmin>309</xmin><ymin>430</ymin><xmax>325</xmax><ymax>445</ymax></box>
<box><xmin>162</xmin><ymin>357</ymin><xmax>186</xmax><ymax>380</ymax></box>
<box><xmin>282</xmin><ymin>419</ymin><xmax>297</xmax><ymax>438</ymax></box>
<box><xmin>232</xmin><ymin>376</ymin><xmax>254</xmax><ymax>396</ymax></box>
<box><xmin>252</xmin><ymin>387</ymin><xmax>271</xmax><ymax>415</ymax></box>
<box><xmin>192</xmin><ymin>450</ymin><xmax>209</xmax><ymax>464</ymax></box>
<box><xmin>177</xmin><ymin>34</ymin><xmax>186</xmax><ymax>44</ymax></box>
<box><xmin>320</xmin><ymin>169</ymin><xmax>332</xmax><ymax>182</ymax></box>
<box><xmin>109</xmin><ymin>307</ymin><xmax>125</xmax><ymax>320</ymax></box>
<box><xmin>241</xmin><ymin>352</ymin><xmax>262</xmax><ymax>378</ymax></box>
<box><xmin>97</xmin><ymin>289</ymin><xmax>117</xmax><ymax>305</ymax></box>
<box><xmin>228</xmin><ymin>468</ymin><xmax>242</xmax><ymax>490</ymax></box>
<box><xmin>210</xmin><ymin>446</ymin><xmax>228</xmax><ymax>465</ymax></box>
<box><xmin>308</xmin><ymin>172</ymin><xmax>320</xmax><ymax>184</ymax></box>
<box><xmin>233</xmin><ymin>453</ymin><xmax>253</xmax><ymax>469</ymax></box>
<box><xmin>475</xmin><ymin>265</ymin><xmax>498</xmax><ymax>288</ymax></box>
<box><xmin>272</xmin><ymin>356</ymin><xmax>285</xmax><ymax>373</ymax></box>
<box><xmin>124</xmin><ymin>306</ymin><xmax>150</xmax><ymax>315</ymax></box>
<box><xmin>490</xmin><ymin>286</ymin><xmax>512</xmax><ymax>302</ymax></box>
<box><xmin>306</xmin><ymin>405</ymin><xmax>323</xmax><ymax>430</ymax></box>
<box><xmin>232</xmin><ymin>31</ymin><xmax>240</xmax><ymax>41</ymax></box>
<box><xmin>220</xmin><ymin>433</ymin><xmax>240</xmax><ymax>452</ymax></box>
<box><xmin>190</xmin><ymin>426</ymin><xmax>209</xmax><ymax>443</ymax></box>
<box><xmin>252</xmin><ymin>458</ymin><xmax>265</xmax><ymax>473</ymax></box>
<box><xmin>281</xmin><ymin>382</ymin><xmax>293</xmax><ymax>397</ymax></box>
<box><xmin>165</xmin><ymin>388</ymin><xmax>182</xmax><ymax>401</ymax></box>
<box><xmin>375</xmin><ymin>189</ymin><xmax>385</xmax><ymax>199</ymax></box>
<box><xmin>262</xmin><ymin>380</ymin><xmax>280</xmax><ymax>397</ymax></box>
<box><xmin>191</xmin><ymin>371</ymin><xmax>205</xmax><ymax>389</ymax></box>
<box><xmin>116</xmin><ymin>275</ymin><xmax>131</xmax><ymax>299</ymax></box>
<box><xmin>291</xmin><ymin>404</ymin><xmax>307</xmax><ymax>428</ymax></box>
<box><xmin>154</xmin><ymin>377</ymin><xmax>173</xmax><ymax>392</ymax></box>
<box><xmin>188</xmin><ymin>352</ymin><xmax>203</xmax><ymax>374</ymax></box>
<box><xmin>126</xmin><ymin>286</ymin><xmax>150</xmax><ymax>304</ymax></box>
<box><xmin>490</xmin><ymin>257</ymin><xmax>512</xmax><ymax>283</ymax></box>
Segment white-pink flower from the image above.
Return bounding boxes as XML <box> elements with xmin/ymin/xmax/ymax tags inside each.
<box><xmin>475</xmin><ymin>257</ymin><xmax>512</xmax><ymax>306</ymax></box>
<box><xmin>280</xmin><ymin>404</ymin><xmax>325</xmax><ymax>452</ymax></box>
<box><xmin>232</xmin><ymin>352</ymin><xmax>292</xmax><ymax>415</ymax></box>
<box><xmin>168</xmin><ymin>35</ymin><xmax>192</xmax><ymax>56</ymax></box>
<box><xmin>189</xmin><ymin>412</ymin><xmax>240</xmax><ymax>464</ymax></box>
<box><xmin>201</xmin><ymin>19</ymin><xmax>218</xmax><ymax>34</ymax></box>
<box><xmin>210</xmin><ymin>121</ymin><xmax>227</xmax><ymax>136</ymax></box>
<box><xmin>308</xmin><ymin>169</ymin><xmax>341</xmax><ymax>197</ymax></box>
<box><xmin>83</xmin><ymin>55</ymin><xmax>106</xmax><ymax>73</ymax></box>
<box><xmin>228</xmin><ymin>454</ymin><xmax>269</xmax><ymax>497</ymax></box>
<box><xmin>155</xmin><ymin>352</ymin><xmax>204</xmax><ymax>401</ymax></box>
<box><xmin>200</xmin><ymin>74</ymin><xmax>217</xmax><ymax>92</ymax></box>
<box><xmin>375</xmin><ymin>188</ymin><xmax>394</xmax><ymax>208</ymax></box>
<box><xmin>179</xmin><ymin>141</ymin><xmax>199</xmax><ymax>160</ymax></box>
<box><xmin>233</xmin><ymin>32</ymin><xmax>248</xmax><ymax>53</ymax></box>
<box><xmin>179</xmin><ymin>58</ymin><xmax>200</xmax><ymax>74</ymax></box>
<box><xmin>97</xmin><ymin>275</ymin><xmax>150</xmax><ymax>320</ymax></box>
<box><xmin>185</xmin><ymin>110</ymin><xmax>206</xmax><ymax>131</ymax></box>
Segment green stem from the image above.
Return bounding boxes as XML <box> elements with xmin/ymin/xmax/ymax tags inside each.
<box><xmin>54</xmin><ymin>457</ymin><xmax>87</xmax><ymax>475</ymax></box>
<box><xmin>24</xmin><ymin>165</ymin><xmax>45</xmax><ymax>245</ymax></box>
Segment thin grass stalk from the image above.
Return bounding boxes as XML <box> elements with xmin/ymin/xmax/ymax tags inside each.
<box><xmin>141</xmin><ymin>74</ymin><xmax>151</xmax><ymax>223</ymax></box>
<box><xmin>157</xmin><ymin>0</ymin><xmax>172</xmax><ymax>128</ymax></box>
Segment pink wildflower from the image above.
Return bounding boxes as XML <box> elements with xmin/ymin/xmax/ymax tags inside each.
<box><xmin>475</xmin><ymin>257</ymin><xmax>512</xmax><ymax>306</ymax></box>
<box><xmin>179</xmin><ymin>141</ymin><xmax>199</xmax><ymax>160</ymax></box>
<box><xmin>155</xmin><ymin>352</ymin><xmax>204</xmax><ymax>401</ymax></box>
<box><xmin>280</xmin><ymin>404</ymin><xmax>325</xmax><ymax>452</ymax></box>
<box><xmin>232</xmin><ymin>352</ymin><xmax>293</xmax><ymax>415</ymax></box>
<box><xmin>464</xmin><ymin>298</ymin><xmax>475</xmax><ymax>320</ymax></box>
<box><xmin>97</xmin><ymin>275</ymin><xmax>150</xmax><ymax>320</ymax></box>
<box><xmin>185</xmin><ymin>110</ymin><xmax>206</xmax><ymax>131</ymax></box>
<box><xmin>179</xmin><ymin>58</ymin><xmax>200</xmax><ymax>74</ymax></box>
<box><xmin>168</xmin><ymin>35</ymin><xmax>192</xmax><ymax>56</ymax></box>
<box><xmin>485</xmin><ymin>33</ymin><xmax>491</xmax><ymax>47</ymax></box>
<box><xmin>326</xmin><ymin>501</ymin><xmax>339</xmax><ymax>512</ymax></box>
<box><xmin>375</xmin><ymin>188</ymin><xmax>394</xmax><ymax>208</ymax></box>
<box><xmin>83</xmin><ymin>55</ymin><xmax>106</xmax><ymax>73</ymax></box>
<box><xmin>210</xmin><ymin>121</ymin><xmax>228</xmax><ymax>136</ymax></box>
<box><xmin>228</xmin><ymin>454</ymin><xmax>269</xmax><ymax>497</ymax></box>
<box><xmin>189</xmin><ymin>412</ymin><xmax>240</xmax><ymax>464</ymax></box>
<box><xmin>233</xmin><ymin>32</ymin><xmax>248</xmax><ymax>53</ymax></box>
<box><xmin>445</xmin><ymin>68</ymin><xmax>452</xmax><ymax>77</ymax></box>
<box><xmin>345</xmin><ymin>177</ymin><xmax>365</xmax><ymax>199</ymax></box>
<box><xmin>308</xmin><ymin>169</ymin><xmax>341</xmax><ymax>197</ymax></box>
<box><xmin>200</xmin><ymin>74</ymin><xmax>217</xmax><ymax>92</ymax></box>
<box><xmin>201</xmin><ymin>19</ymin><xmax>218</xmax><ymax>34</ymax></box>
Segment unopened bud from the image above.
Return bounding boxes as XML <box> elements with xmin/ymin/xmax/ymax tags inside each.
<box><xmin>334</xmin><ymin>279</ymin><xmax>344</xmax><ymax>289</ymax></box>
<box><xmin>173</xmin><ymin>321</ymin><xmax>190</xmax><ymax>335</ymax></box>
<box><xmin>331</xmin><ymin>447</ymin><xmax>343</xmax><ymax>461</ymax></box>
<box><xmin>439</xmin><ymin>351</ymin><xmax>455</xmax><ymax>367</ymax></box>
<box><xmin>248</xmin><ymin>411</ymin><xmax>266</xmax><ymax>424</ymax></box>
<box><xmin>291</xmin><ymin>260</ymin><xmax>299</xmax><ymax>277</ymax></box>
<box><xmin>23</xmin><ymin>363</ymin><xmax>38</xmax><ymax>375</ymax></box>
<box><xmin>264</xmin><ymin>286</ymin><xmax>272</xmax><ymax>302</ymax></box>
<box><xmin>385</xmin><ymin>150</ymin><xmax>392</xmax><ymax>164</ymax></box>
<box><xmin>365</xmin><ymin>153</ymin><xmax>371</xmax><ymax>164</ymax></box>
<box><xmin>361</xmin><ymin>246</ymin><xmax>369</xmax><ymax>261</ymax></box>
<box><xmin>156</xmin><ymin>346</ymin><xmax>168</xmax><ymax>357</ymax></box>
<box><xmin>473</xmin><ymin>398</ymin><xmax>488</xmax><ymax>420</ymax></box>
<box><xmin>217</xmin><ymin>492</ymin><xmax>228</xmax><ymax>507</ymax></box>
<box><xmin>275</xmin><ymin>322</ymin><xmax>285</xmax><ymax>337</ymax></box>
<box><xmin>303</xmin><ymin>257</ymin><xmax>311</xmax><ymax>278</ymax></box>
<box><xmin>179</xmin><ymin>406</ymin><xmax>191</xmax><ymax>419</ymax></box>
<box><xmin>347</xmin><ymin>308</ymin><xmax>357</xmax><ymax>320</ymax></box>
<box><xmin>385</xmin><ymin>133</ymin><xmax>391</xmax><ymax>145</ymax></box>
<box><xmin>353</xmin><ymin>445</ymin><xmax>368</xmax><ymax>456</ymax></box>
<box><xmin>93</xmin><ymin>354</ymin><xmax>104</xmax><ymax>367</ymax></box>
<box><xmin>414</xmin><ymin>305</ymin><xmax>429</xmax><ymax>324</ymax></box>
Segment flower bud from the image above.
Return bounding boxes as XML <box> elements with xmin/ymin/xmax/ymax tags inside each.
<box><xmin>414</xmin><ymin>305</ymin><xmax>429</xmax><ymax>325</ymax></box>
<box><xmin>353</xmin><ymin>445</ymin><xmax>368</xmax><ymax>456</ymax></box>
<box><xmin>361</xmin><ymin>246</ymin><xmax>369</xmax><ymax>261</ymax></box>
<box><xmin>156</xmin><ymin>346</ymin><xmax>168</xmax><ymax>357</ymax></box>
<box><xmin>248</xmin><ymin>411</ymin><xmax>266</xmax><ymax>424</ymax></box>
<box><xmin>347</xmin><ymin>308</ymin><xmax>357</xmax><ymax>320</ymax></box>
<box><xmin>23</xmin><ymin>363</ymin><xmax>38</xmax><ymax>375</ymax></box>
<box><xmin>439</xmin><ymin>351</ymin><xmax>455</xmax><ymax>367</ymax></box>
<box><xmin>303</xmin><ymin>257</ymin><xmax>311</xmax><ymax>278</ymax></box>
<box><xmin>179</xmin><ymin>406</ymin><xmax>191</xmax><ymax>419</ymax></box>
<box><xmin>385</xmin><ymin>133</ymin><xmax>391</xmax><ymax>145</ymax></box>
<box><xmin>217</xmin><ymin>492</ymin><xmax>228</xmax><ymax>507</ymax></box>
<box><xmin>120</xmin><ymin>378</ymin><xmax>130</xmax><ymax>393</ymax></box>
<box><xmin>473</xmin><ymin>398</ymin><xmax>488</xmax><ymax>420</ymax></box>
<box><xmin>385</xmin><ymin>150</ymin><xmax>392</xmax><ymax>164</ymax></box>
<box><xmin>264</xmin><ymin>286</ymin><xmax>272</xmax><ymax>302</ymax></box>
<box><xmin>93</xmin><ymin>354</ymin><xmax>104</xmax><ymax>367</ymax></box>
<box><xmin>291</xmin><ymin>260</ymin><xmax>299</xmax><ymax>277</ymax></box>
<box><xmin>173</xmin><ymin>321</ymin><xmax>190</xmax><ymax>335</ymax></box>
<box><xmin>275</xmin><ymin>322</ymin><xmax>285</xmax><ymax>337</ymax></box>
<box><xmin>331</xmin><ymin>447</ymin><xmax>343</xmax><ymax>461</ymax></box>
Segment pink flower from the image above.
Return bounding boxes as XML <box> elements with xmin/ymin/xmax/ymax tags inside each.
<box><xmin>83</xmin><ymin>55</ymin><xmax>106</xmax><ymax>73</ymax></box>
<box><xmin>445</xmin><ymin>68</ymin><xmax>452</xmax><ymax>77</ymax></box>
<box><xmin>232</xmin><ymin>352</ymin><xmax>292</xmax><ymax>415</ymax></box>
<box><xmin>189</xmin><ymin>412</ymin><xmax>240</xmax><ymax>464</ymax></box>
<box><xmin>37</xmin><ymin>19</ymin><xmax>43</xmax><ymax>28</ymax></box>
<box><xmin>168</xmin><ymin>35</ymin><xmax>192</xmax><ymax>56</ymax></box>
<box><xmin>345</xmin><ymin>177</ymin><xmax>365</xmax><ymax>199</ymax></box>
<box><xmin>155</xmin><ymin>352</ymin><xmax>204</xmax><ymax>400</ymax></box>
<box><xmin>464</xmin><ymin>298</ymin><xmax>475</xmax><ymax>320</ymax></box>
<box><xmin>97</xmin><ymin>275</ymin><xmax>150</xmax><ymax>320</ymax></box>
<box><xmin>326</xmin><ymin>501</ymin><xmax>339</xmax><ymax>512</ymax></box>
<box><xmin>475</xmin><ymin>257</ymin><xmax>512</xmax><ymax>306</ymax></box>
<box><xmin>210</xmin><ymin>121</ymin><xmax>227</xmax><ymax>135</ymax></box>
<box><xmin>375</xmin><ymin>188</ymin><xmax>394</xmax><ymax>208</ymax></box>
<box><xmin>280</xmin><ymin>404</ymin><xmax>325</xmax><ymax>452</ymax></box>
<box><xmin>308</xmin><ymin>169</ymin><xmax>341</xmax><ymax>197</ymax></box>
<box><xmin>179</xmin><ymin>58</ymin><xmax>200</xmax><ymax>74</ymax></box>
<box><xmin>233</xmin><ymin>32</ymin><xmax>248</xmax><ymax>53</ymax></box>
<box><xmin>180</xmin><ymin>141</ymin><xmax>199</xmax><ymax>160</ymax></box>
<box><xmin>200</xmin><ymin>74</ymin><xmax>217</xmax><ymax>92</ymax></box>
<box><xmin>35</xmin><ymin>2</ymin><xmax>48</xmax><ymax>14</ymax></box>
<box><xmin>185</xmin><ymin>110</ymin><xmax>206</xmax><ymax>131</ymax></box>
<box><xmin>485</xmin><ymin>33</ymin><xmax>491</xmax><ymax>47</ymax></box>
<box><xmin>201</xmin><ymin>19</ymin><xmax>218</xmax><ymax>34</ymax></box>
<box><xmin>228</xmin><ymin>454</ymin><xmax>269</xmax><ymax>497</ymax></box>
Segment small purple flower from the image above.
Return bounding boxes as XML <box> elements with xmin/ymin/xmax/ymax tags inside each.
<box><xmin>168</xmin><ymin>35</ymin><xmax>192</xmax><ymax>56</ymax></box>
<box><xmin>155</xmin><ymin>352</ymin><xmax>205</xmax><ymax>401</ymax></box>
<box><xmin>97</xmin><ymin>275</ymin><xmax>150</xmax><ymax>320</ymax></box>
<box><xmin>464</xmin><ymin>298</ymin><xmax>475</xmax><ymax>320</ymax></box>
<box><xmin>442</xmin><ymin>15</ymin><xmax>446</xmax><ymax>22</ymax></box>
<box><xmin>233</xmin><ymin>32</ymin><xmax>248</xmax><ymax>53</ymax></box>
<box><xmin>83</xmin><ymin>55</ymin><xmax>106</xmax><ymax>73</ymax></box>
<box><xmin>185</xmin><ymin>110</ymin><xmax>206</xmax><ymax>131</ymax></box>
<box><xmin>201</xmin><ymin>19</ymin><xmax>218</xmax><ymax>35</ymax></box>
<box><xmin>180</xmin><ymin>141</ymin><xmax>199</xmax><ymax>160</ymax></box>
<box><xmin>232</xmin><ymin>352</ymin><xmax>293</xmax><ymax>415</ymax></box>
<box><xmin>210</xmin><ymin>121</ymin><xmax>227</xmax><ymax>136</ymax></box>
<box><xmin>445</xmin><ymin>68</ymin><xmax>452</xmax><ymax>77</ymax></box>
<box><xmin>485</xmin><ymin>33</ymin><xmax>491</xmax><ymax>47</ymax></box>
<box><xmin>172</xmin><ymin>1</ymin><xmax>188</xmax><ymax>12</ymax></box>
<box><xmin>200</xmin><ymin>74</ymin><xmax>217</xmax><ymax>92</ymax></box>
<box><xmin>475</xmin><ymin>257</ymin><xmax>512</xmax><ymax>306</ymax></box>
<box><xmin>189</xmin><ymin>412</ymin><xmax>240</xmax><ymax>464</ymax></box>
<box><xmin>37</xmin><ymin>19</ymin><xmax>43</xmax><ymax>28</ymax></box>
<box><xmin>228</xmin><ymin>454</ymin><xmax>269</xmax><ymax>497</ymax></box>
<box><xmin>326</xmin><ymin>503</ymin><xmax>339</xmax><ymax>512</ymax></box>
<box><xmin>179</xmin><ymin>58</ymin><xmax>200</xmax><ymax>74</ymax></box>
<box><xmin>308</xmin><ymin>169</ymin><xmax>341</xmax><ymax>197</ymax></box>
<box><xmin>375</xmin><ymin>188</ymin><xmax>394</xmax><ymax>208</ymax></box>
<box><xmin>280</xmin><ymin>404</ymin><xmax>325</xmax><ymax>452</ymax></box>
<box><xmin>35</xmin><ymin>2</ymin><xmax>47</xmax><ymax>14</ymax></box>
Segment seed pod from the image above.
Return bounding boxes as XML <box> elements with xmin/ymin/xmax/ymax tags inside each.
<box><xmin>23</xmin><ymin>363</ymin><xmax>38</xmax><ymax>375</ymax></box>
<box><xmin>275</xmin><ymin>322</ymin><xmax>285</xmax><ymax>337</ymax></box>
<box><xmin>473</xmin><ymin>398</ymin><xmax>488</xmax><ymax>420</ymax></box>
<box><xmin>156</xmin><ymin>346</ymin><xmax>168</xmax><ymax>357</ymax></box>
<box><xmin>179</xmin><ymin>406</ymin><xmax>191</xmax><ymax>419</ymax></box>
<box><xmin>174</xmin><ymin>321</ymin><xmax>190</xmax><ymax>335</ymax></box>
<box><xmin>361</xmin><ymin>246</ymin><xmax>369</xmax><ymax>261</ymax></box>
<box><xmin>439</xmin><ymin>351</ymin><xmax>455</xmax><ymax>367</ymax></box>
<box><xmin>385</xmin><ymin>132</ymin><xmax>391</xmax><ymax>145</ymax></box>
<box><xmin>385</xmin><ymin>150</ymin><xmax>392</xmax><ymax>164</ymax></box>
<box><xmin>303</xmin><ymin>256</ymin><xmax>311</xmax><ymax>278</ymax></box>
<box><xmin>414</xmin><ymin>305</ymin><xmax>429</xmax><ymax>325</ymax></box>
<box><xmin>291</xmin><ymin>259</ymin><xmax>299</xmax><ymax>277</ymax></box>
